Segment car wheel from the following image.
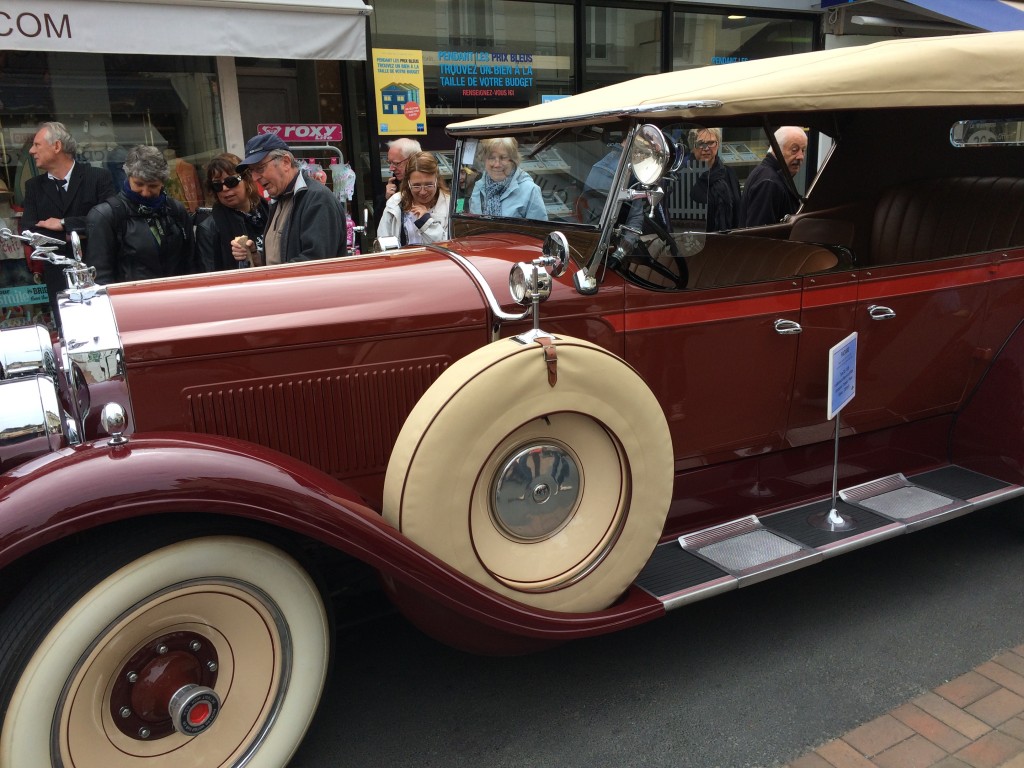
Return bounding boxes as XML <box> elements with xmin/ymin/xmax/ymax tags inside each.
<box><xmin>0</xmin><ymin>534</ymin><xmax>329</xmax><ymax>768</ymax></box>
<box><xmin>383</xmin><ymin>335</ymin><xmax>673</xmax><ymax>613</ymax></box>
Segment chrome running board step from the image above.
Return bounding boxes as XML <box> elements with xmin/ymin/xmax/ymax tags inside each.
<box><xmin>634</xmin><ymin>465</ymin><xmax>1023</xmax><ymax>611</ymax></box>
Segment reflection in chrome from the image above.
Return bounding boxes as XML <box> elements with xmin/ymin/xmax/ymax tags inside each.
<box><xmin>0</xmin><ymin>325</ymin><xmax>56</xmax><ymax>380</ymax></box>
<box><xmin>491</xmin><ymin>442</ymin><xmax>581</xmax><ymax>542</ymax></box>
<box><xmin>0</xmin><ymin>376</ymin><xmax>65</xmax><ymax>469</ymax></box>
<box><xmin>100</xmin><ymin>403</ymin><xmax>128</xmax><ymax>446</ymax></box>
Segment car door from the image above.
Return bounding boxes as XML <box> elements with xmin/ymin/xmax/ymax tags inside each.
<box><xmin>786</xmin><ymin>255</ymin><xmax>994</xmax><ymax>446</ymax></box>
<box><xmin>623</xmin><ymin>277</ymin><xmax>803</xmax><ymax>471</ymax></box>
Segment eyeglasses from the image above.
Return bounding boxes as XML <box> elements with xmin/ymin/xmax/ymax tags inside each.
<box><xmin>211</xmin><ymin>175</ymin><xmax>244</xmax><ymax>193</ymax></box>
<box><xmin>388</xmin><ymin>157</ymin><xmax>408</xmax><ymax>169</ymax></box>
<box><xmin>409</xmin><ymin>183</ymin><xmax>436</xmax><ymax>191</ymax></box>
<box><xmin>695</xmin><ymin>140</ymin><xmax>719</xmax><ymax>150</ymax></box>
<box><xmin>250</xmin><ymin>158</ymin><xmax>276</xmax><ymax>176</ymax></box>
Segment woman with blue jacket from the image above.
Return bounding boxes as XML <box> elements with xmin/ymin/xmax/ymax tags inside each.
<box><xmin>469</xmin><ymin>137</ymin><xmax>547</xmax><ymax>220</ymax></box>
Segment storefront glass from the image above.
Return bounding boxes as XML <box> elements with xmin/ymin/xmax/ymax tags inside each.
<box><xmin>0</xmin><ymin>51</ymin><xmax>222</xmax><ymax>327</ymax></box>
<box><xmin>368</xmin><ymin>0</ymin><xmax>575</xmax><ymax>187</ymax></box>
<box><xmin>673</xmin><ymin>12</ymin><xmax>814</xmax><ymax>69</ymax></box>
<box><xmin>583</xmin><ymin>5</ymin><xmax>662</xmax><ymax>91</ymax></box>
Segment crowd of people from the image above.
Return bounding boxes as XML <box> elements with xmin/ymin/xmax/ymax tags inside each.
<box><xmin>13</xmin><ymin>123</ymin><xmax>351</xmax><ymax>317</ymax></box>
<box><xmin>10</xmin><ymin>119</ymin><xmax>807</xmax><ymax>318</ymax></box>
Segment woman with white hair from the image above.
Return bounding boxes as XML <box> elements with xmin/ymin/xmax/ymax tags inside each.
<box><xmin>468</xmin><ymin>137</ymin><xmax>547</xmax><ymax>220</ymax></box>
<box><xmin>86</xmin><ymin>145</ymin><xmax>195</xmax><ymax>283</ymax></box>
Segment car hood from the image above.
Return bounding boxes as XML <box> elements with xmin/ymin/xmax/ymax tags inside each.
<box><xmin>106</xmin><ymin>234</ymin><xmax>545</xmax><ymax>365</ymax></box>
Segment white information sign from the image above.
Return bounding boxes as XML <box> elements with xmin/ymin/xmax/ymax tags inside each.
<box><xmin>827</xmin><ymin>331</ymin><xmax>858</xmax><ymax>420</ymax></box>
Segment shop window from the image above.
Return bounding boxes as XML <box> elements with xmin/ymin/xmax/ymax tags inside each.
<box><xmin>0</xmin><ymin>52</ymin><xmax>223</xmax><ymax>212</ymax></box>
<box><xmin>370</xmin><ymin>0</ymin><xmax>575</xmax><ymax>162</ymax></box>
<box><xmin>672</xmin><ymin>12</ymin><xmax>814</xmax><ymax>70</ymax></box>
<box><xmin>583</xmin><ymin>5</ymin><xmax>662</xmax><ymax>91</ymax></box>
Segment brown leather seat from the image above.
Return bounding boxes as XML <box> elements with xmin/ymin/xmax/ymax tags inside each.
<box><xmin>871</xmin><ymin>177</ymin><xmax>1024</xmax><ymax>266</ymax></box>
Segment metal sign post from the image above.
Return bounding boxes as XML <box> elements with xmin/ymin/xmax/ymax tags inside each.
<box><xmin>810</xmin><ymin>331</ymin><xmax>858</xmax><ymax>531</ymax></box>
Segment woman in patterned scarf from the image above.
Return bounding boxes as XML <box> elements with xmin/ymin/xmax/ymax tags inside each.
<box><xmin>468</xmin><ymin>137</ymin><xmax>547</xmax><ymax>220</ymax></box>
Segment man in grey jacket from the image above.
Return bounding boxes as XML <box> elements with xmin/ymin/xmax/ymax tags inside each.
<box><xmin>231</xmin><ymin>133</ymin><xmax>345</xmax><ymax>265</ymax></box>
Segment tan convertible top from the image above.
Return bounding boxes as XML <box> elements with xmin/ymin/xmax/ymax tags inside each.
<box><xmin>447</xmin><ymin>31</ymin><xmax>1024</xmax><ymax>136</ymax></box>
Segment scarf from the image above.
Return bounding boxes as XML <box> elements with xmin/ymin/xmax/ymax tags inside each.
<box><xmin>482</xmin><ymin>173</ymin><xmax>512</xmax><ymax>216</ymax></box>
<box><xmin>121</xmin><ymin>178</ymin><xmax>168</xmax><ymax>212</ymax></box>
<box><xmin>121</xmin><ymin>179</ymin><xmax>169</xmax><ymax>244</ymax></box>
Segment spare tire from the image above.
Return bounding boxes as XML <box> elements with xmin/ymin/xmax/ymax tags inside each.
<box><xmin>383</xmin><ymin>335</ymin><xmax>673</xmax><ymax>613</ymax></box>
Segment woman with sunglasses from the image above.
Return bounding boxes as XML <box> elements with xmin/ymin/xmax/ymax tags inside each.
<box><xmin>689</xmin><ymin>127</ymin><xmax>741</xmax><ymax>232</ymax></box>
<box><xmin>196</xmin><ymin>152</ymin><xmax>269</xmax><ymax>270</ymax></box>
<box><xmin>377</xmin><ymin>151</ymin><xmax>450</xmax><ymax>245</ymax></box>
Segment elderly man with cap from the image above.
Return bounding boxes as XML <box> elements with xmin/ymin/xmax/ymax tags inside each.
<box><xmin>22</xmin><ymin>121</ymin><xmax>115</xmax><ymax>320</ymax></box>
<box><xmin>230</xmin><ymin>133</ymin><xmax>345</xmax><ymax>266</ymax></box>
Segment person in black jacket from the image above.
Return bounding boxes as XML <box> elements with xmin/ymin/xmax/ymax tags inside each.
<box><xmin>195</xmin><ymin>152</ymin><xmax>268</xmax><ymax>271</ymax></box>
<box><xmin>23</xmin><ymin>122</ymin><xmax>115</xmax><ymax>317</ymax></box>
<box><xmin>689</xmin><ymin>127</ymin><xmax>741</xmax><ymax>232</ymax></box>
<box><xmin>86</xmin><ymin>145</ymin><xmax>195</xmax><ymax>284</ymax></box>
<box><xmin>231</xmin><ymin>133</ymin><xmax>345</xmax><ymax>265</ymax></box>
<box><xmin>740</xmin><ymin>126</ymin><xmax>807</xmax><ymax>228</ymax></box>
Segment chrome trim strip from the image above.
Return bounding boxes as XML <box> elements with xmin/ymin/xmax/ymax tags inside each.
<box><xmin>816</xmin><ymin>522</ymin><xmax>905</xmax><ymax>558</ymax></box>
<box><xmin>424</xmin><ymin>244</ymin><xmax>531</xmax><ymax>341</ymax></box>
<box><xmin>966</xmin><ymin>484</ymin><xmax>1024</xmax><ymax>511</ymax></box>
<box><xmin>660</xmin><ymin>575</ymin><xmax>737</xmax><ymax>611</ymax></box>
<box><xmin>446</xmin><ymin>100</ymin><xmax>724</xmax><ymax>135</ymax></box>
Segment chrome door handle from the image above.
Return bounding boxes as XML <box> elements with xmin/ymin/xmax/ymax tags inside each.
<box><xmin>774</xmin><ymin>318</ymin><xmax>803</xmax><ymax>335</ymax></box>
<box><xmin>868</xmin><ymin>304</ymin><xmax>896</xmax><ymax>320</ymax></box>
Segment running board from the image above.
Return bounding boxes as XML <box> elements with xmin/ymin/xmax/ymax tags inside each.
<box><xmin>634</xmin><ymin>465</ymin><xmax>1023</xmax><ymax>611</ymax></box>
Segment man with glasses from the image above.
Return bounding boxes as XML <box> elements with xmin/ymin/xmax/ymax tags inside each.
<box><xmin>375</xmin><ymin>137</ymin><xmax>422</xmax><ymax>227</ymax></box>
<box><xmin>231</xmin><ymin>133</ymin><xmax>345</xmax><ymax>265</ymax></box>
<box><xmin>740</xmin><ymin>126</ymin><xmax>807</xmax><ymax>228</ymax></box>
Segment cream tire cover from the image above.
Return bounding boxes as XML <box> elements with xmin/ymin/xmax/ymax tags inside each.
<box><xmin>383</xmin><ymin>335</ymin><xmax>673</xmax><ymax>613</ymax></box>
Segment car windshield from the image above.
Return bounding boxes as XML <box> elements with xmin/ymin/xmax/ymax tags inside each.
<box><xmin>452</xmin><ymin>121</ymin><xmax>818</xmax><ymax>234</ymax></box>
<box><xmin>452</xmin><ymin>124</ymin><xmax>632</xmax><ymax>225</ymax></box>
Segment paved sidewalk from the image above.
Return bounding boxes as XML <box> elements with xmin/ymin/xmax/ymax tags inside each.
<box><xmin>785</xmin><ymin>644</ymin><xmax>1024</xmax><ymax>768</ymax></box>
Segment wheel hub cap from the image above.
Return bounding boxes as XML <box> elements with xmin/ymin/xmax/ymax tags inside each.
<box><xmin>491</xmin><ymin>442</ymin><xmax>581</xmax><ymax>541</ymax></box>
<box><xmin>109</xmin><ymin>630</ymin><xmax>219</xmax><ymax>740</ymax></box>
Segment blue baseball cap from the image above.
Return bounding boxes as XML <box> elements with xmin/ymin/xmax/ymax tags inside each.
<box><xmin>236</xmin><ymin>133</ymin><xmax>290</xmax><ymax>170</ymax></box>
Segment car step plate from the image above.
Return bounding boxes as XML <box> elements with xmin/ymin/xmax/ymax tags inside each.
<box><xmin>634</xmin><ymin>464</ymin><xmax>1023</xmax><ymax>611</ymax></box>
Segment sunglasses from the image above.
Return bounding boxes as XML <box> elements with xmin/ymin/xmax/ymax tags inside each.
<box><xmin>211</xmin><ymin>175</ymin><xmax>244</xmax><ymax>193</ymax></box>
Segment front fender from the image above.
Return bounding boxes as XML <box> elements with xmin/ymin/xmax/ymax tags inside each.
<box><xmin>0</xmin><ymin>432</ymin><xmax>662</xmax><ymax>641</ymax></box>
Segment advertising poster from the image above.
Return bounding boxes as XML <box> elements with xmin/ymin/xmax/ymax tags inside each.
<box><xmin>372</xmin><ymin>48</ymin><xmax>427</xmax><ymax>137</ymax></box>
<box><xmin>436</xmin><ymin>50</ymin><xmax>537</xmax><ymax>106</ymax></box>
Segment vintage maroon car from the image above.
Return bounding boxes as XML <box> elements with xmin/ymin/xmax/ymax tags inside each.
<box><xmin>3</xmin><ymin>30</ymin><xmax>1024</xmax><ymax>768</ymax></box>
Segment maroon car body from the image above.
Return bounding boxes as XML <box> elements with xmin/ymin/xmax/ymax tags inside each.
<box><xmin>2</xmin><ymin>30</ymin><xmax>1024</xmax><ymax>768</ymax></box>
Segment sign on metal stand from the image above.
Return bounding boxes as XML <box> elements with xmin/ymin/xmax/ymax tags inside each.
<box><xmin>810</xmin><ymin>332</ymin><xmax>858</xmax><ymax>531</ymax></box>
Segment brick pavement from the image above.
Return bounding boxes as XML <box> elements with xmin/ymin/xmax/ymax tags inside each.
<box><xmin>785</xmin><ymin>644</ymin><xmax>1024</xmax><ymax>768</ymax></box>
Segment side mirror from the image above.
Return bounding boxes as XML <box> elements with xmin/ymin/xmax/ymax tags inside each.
<box><xmin>542</xmin><ymin>232</ymin><xmax>569</xmax><ymax>278</ymax></box>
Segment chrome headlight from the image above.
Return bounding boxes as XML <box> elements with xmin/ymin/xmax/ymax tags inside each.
<box><xmin>509</xmin><ymin>262</ymin><xmax>552</xmax><ymax>306</ymax></box>
<box><xmin>0</xmin><ymin>375</ymin><xmax>66</xmax><ymax>471</ymax></box>
<box><xmin>0</xmin><ymin>325</ymin><xmax>56</xmax><ymax>380</ymax></box>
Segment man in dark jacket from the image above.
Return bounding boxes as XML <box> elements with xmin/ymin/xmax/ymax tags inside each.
<box><xmin>23</xmin><ymin>121</ymin><xmax>115</xmax><ymax>317</ymax></box>
<box><xmin>231</xmin><ymin>133</ymin><xmax>345</xmax><ymax>265</ymax></box>
<box><xmin>740</xmin><ymin>126</ymin><xmax>807</xmax><ymax>228</ymax></box>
